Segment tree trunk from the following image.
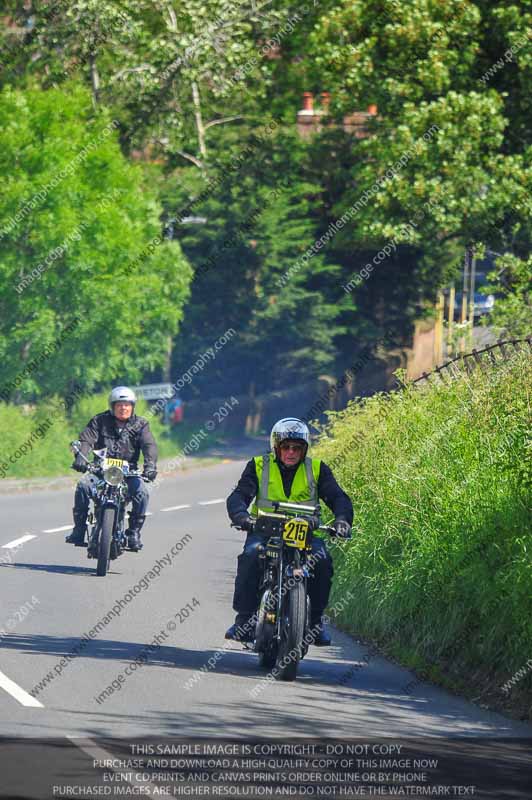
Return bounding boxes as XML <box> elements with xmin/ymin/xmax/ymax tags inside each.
<box><xmin>89</xmin><ymin>51</ymin><xmax>100</xmax><ymax>107</ymax></box>
<box><xmin>162</xmin><ymin>335</ymin><xmax>173</xmax><ymax>383</ymax></box>
<box><xmin>191</xmin><ymin>81</ymin><xmax>207</xmax><ymax>161</ymax></box>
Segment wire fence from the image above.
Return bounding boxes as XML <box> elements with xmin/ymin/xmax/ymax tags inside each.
<box><xmin>412</xmin><ymin>337</ymin><xmax>532</xmax><ymax>385</ymax></box>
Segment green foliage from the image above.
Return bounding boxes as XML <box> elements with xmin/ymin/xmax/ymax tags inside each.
<box><xmin>0</xmin><ymin>398</ymin><xmax>72</xmax><ymax>479</ymax></box>
<box><xmin>309</xmin><ymin>0</ymin><xmax>481</xmax><ymax>112</ymax></box>
<box><xmin>316</xmin><ymin>350</ymin><xmax>532</xmax><ymax>697</ymax></box>
<box><xmin>300</xmin><ymin>0</ymin><xmax>532</xmax><ymax>327</ymax></box>
<box><xmin>2</xmin><ymin>0</ymin><xmax>284</xmax><ymax>153</ymax></box>
<box><xmin>0</xmin><ymin>82</ymin><xmax>192</xmax><ymax>401</ymax></box>
<box><xmin>0</xmin><ymin>1</ymin><xmax>530</xmax><ymax>401</ymax></box>
<box><xmin>0</xmin><ymin>393</ymin><xmax>211</xmax><ymax>480</ymax></box>
<box><xmin>485</xmin><ymin>252</ymin><xmax>532</xmax><ymax>337</ymax></box>
<box><xmin>170</xmin><ymin>125</ymin><xmax>349</xmax><ymax>396</ymax></box>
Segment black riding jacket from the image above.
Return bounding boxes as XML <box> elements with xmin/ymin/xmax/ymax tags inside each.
<box><xmin>227</xmin><ymin>455</ymin><xmax>353</xmax><ymax>524</ymax></box>
<box><xmin>77</xmin><ymin>411</ymin><xmax>158</xmax><ymax>471</ymax></box>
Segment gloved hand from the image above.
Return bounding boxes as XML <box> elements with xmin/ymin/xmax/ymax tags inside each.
<box><xmin>333</xmin><ymin>518</ymin><xmax>352</xmax><ymax>539</ymax></box>
<box><xmin>142</xmin><ymin>468</ymin><xmax>157</xmax><ymax>482</ymax></box>
<box><xmin>233</xmin><ymin>512</ymin><xmax>254</xmax><ymax>532</ymax></box>
<box><xmin>307</xmin><ymin>514</ymin><xmax>321</xmax><ymax>533</ymax></box>
<box><xmin>72</xmin><ymin>456</ymin><xmax>88</xmax><ymax>474</ymax></box>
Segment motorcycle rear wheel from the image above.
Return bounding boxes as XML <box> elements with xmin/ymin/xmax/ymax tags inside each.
<box><xmin>275</xmin><ymin>582</ymin><xmax>306</xmax><ymax>681</ymax></box>
<box><xmin>96</xmin><ymin>507</ymin><xmax>115</xmax><ymax>577</ymax></box>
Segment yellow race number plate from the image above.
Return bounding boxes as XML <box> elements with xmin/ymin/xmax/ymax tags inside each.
<box><xmin>104</xmin><ymin>458</ymin><xmax>125</xmax><ymax>468</ymax></box>
<box><xmin>282</xmin><ymin>519</ymin><xmax>309</xmax><ymax>549</ymax></box>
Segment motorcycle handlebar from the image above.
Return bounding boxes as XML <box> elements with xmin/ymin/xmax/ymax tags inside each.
<box><xmin>70</xmin><ymin>443</ymin><xmax>148</xmax><ymax>480</ymax></box>
<box><xmin>71</xmin><ymin>464</ymin><xmax>149</xmax><ymax>482</ymax></box>
<box><xmin>317</xmin><ymin>524</ymin><xmax>352</xmax><ymax>539</ymax></box>
<box><xmin>230</xmin><ymin>521</ymin><xmax>351</xmax><ymax>539</ymax></box>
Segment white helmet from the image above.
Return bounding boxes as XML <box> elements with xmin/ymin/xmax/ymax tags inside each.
<box><xmin>270</xmin><ymin>417</ymin><xmax>310</xmax><ymax>455</ymax></box>
<box><xmin>108</xmin><ymin>386</ymin><xmax>136</xmax><ymax>414</ymax></box>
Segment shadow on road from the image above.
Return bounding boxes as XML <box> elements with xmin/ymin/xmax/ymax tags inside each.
<box><xmin>25</xmin><ymin>696</ymin><xmax>528</xmax><ymax>742</ymax></box>
<box><xmin>0</xmin><ymin>632</ymin><xmax>338</xmax><ymax>682</ymax></box>
<box><xmin>0</xmin><ymin>630</ymin><xmax>386</xmax><ymax>699</ymax></box>
<box><xmin>0</xmin><ymin>561</ymin><xmax>117</xmax><ymax>576</ymax></box>
<box><xmin>3</xmin><ymin>630</ymin><xmax>529</xmax><ymax>742</ymax></box>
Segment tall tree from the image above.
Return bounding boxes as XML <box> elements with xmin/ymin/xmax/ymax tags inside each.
<box><xmin>167</xmin><ymin>125</ymin><xmax>348</xmax><ymax>397</ymax></box>
<box><xmin>0</xmin><ymin>82</ymin><xmax>192</xmax><ymax>400</ymax></box>
<box><xmin>300</xmin><ymin>0</ymin><xmax>532</xmax><ymax>328</ymax></box>
<box><xmin>1</xmin><ymin>0</ymin><xmax>285</xmax><ymax>155</ymax></box>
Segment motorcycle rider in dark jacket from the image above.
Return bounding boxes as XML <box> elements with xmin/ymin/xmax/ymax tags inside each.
<box><xmin>65</xmin><ymin>386</ymin><xmax>158</xmax><ymax>551</ymax></box>
<box><xmin>226</xmin><ymin>417</ymin><xmax>353</xmax><ymax>647</ymax></box>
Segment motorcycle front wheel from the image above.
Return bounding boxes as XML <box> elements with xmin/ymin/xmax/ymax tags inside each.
<box><xmin>275</xmin><ymin>582</ymin><xmax>306</xmax><ymax>681</ymax></box>
<box><xmin>96</xmin><ymin>507</ymin><xmax>115</xmax><ymax>577</ymax></box>
<box><xmin>256</xmin><ymin>589</ymin><xmax>277</xmax><ymax>669</ymax></box>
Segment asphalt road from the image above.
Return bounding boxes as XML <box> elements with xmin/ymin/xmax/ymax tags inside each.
<box><xmin>0</xmin><ymin>458</ymin><xmax>530</xmax><ymax>796</ymax></box>
<box><xmin>1</xmin><ymin>456</ymin><xmax>530</xmax><ymax>738</ymax></box>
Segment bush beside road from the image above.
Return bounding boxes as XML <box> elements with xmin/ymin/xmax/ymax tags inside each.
<box><xmin>0</xmin><ymin>393</ymin><xmax>215</xmax><ymax>482</ymax></box>
<box><xmin>316</xmin><ymin>349</ymin><xmax>532</xmax><ymax>720</ymax></box>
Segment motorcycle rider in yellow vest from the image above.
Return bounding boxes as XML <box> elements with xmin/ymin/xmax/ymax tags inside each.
<box><xmin>226</xmin><ymin>418</ymin><xmax>353</xmax><ymax>646</ymax></box>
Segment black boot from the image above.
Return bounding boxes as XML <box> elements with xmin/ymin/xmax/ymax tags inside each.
<box><xmin>65</xmin><ymin>510</ymin><xmax>87</xmax><ymax>545</ymax></box>
<box><xmin>225</xmin><ymin>613</ymin><xmax>256</xmax><ymax>642</ymax></box>
<box><xmin>126</xmin><ymin>514</ymin><xmax>146</xmax><ymax>551</ymax></box>
<box><xmin>310</xmin><ymin>616</ymin><xmax>331</xmax><ymax>647</ymax></box>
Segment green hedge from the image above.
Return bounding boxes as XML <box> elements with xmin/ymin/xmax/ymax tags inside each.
<box><xmin>316</xmin><ymin>350</ymin><xmax>531</xmax><ymax>713</ymax></box>
<box><xmin>0</xmin><ymin>393</ymin><xmax>211</xmax><ymax>480</ymax></box>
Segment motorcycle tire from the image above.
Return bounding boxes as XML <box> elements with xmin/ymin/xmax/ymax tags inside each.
<box><xmin>96</xmin><ymin>507</ymin><xmax>115</xmax><ymax>577</ymax></box>
<box><xmin>275</xmin><ymin>582</ymin><xmax>306</xmax><ymax>681</ymax></box>
<box><xmin>301</xmin><ymin>595</ymin><xmax>312</xmax><ymax>659</ymax></box>
<box><xmin>256</xmin><ymin>589</ymin><xmax>276</xmax><ymax>668</ymax></box>
<box><xmin>258</xmin><ymin>647</ymin><xmax>277</xmax><ymax>669</ymax></box>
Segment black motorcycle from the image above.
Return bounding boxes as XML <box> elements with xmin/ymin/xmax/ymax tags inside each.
<box><xmin>70</xmin><ymin>440</ymin><xmax>147</xmax><ymax>577</ymax></box>
<box><xmin>234</xmin><ymin>500</ymin><xmax>350</xmax><ymax>681</ymax></box>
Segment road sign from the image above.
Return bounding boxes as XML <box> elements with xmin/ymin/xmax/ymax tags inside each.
<box><xmin>133</xmin><ymin>383</ymin><xmax>174</xmax><ymax>400</ymax></box>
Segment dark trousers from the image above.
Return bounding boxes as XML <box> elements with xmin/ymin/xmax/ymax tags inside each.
<box><xmin>232</xmin><ymin>533</ymin><xmax>333</xmax><ymax>620</ymax></box>
<box><xmin>74</xmin><ymin>475</ymin><xmax>149</xmax><ymax>527</ymax></box>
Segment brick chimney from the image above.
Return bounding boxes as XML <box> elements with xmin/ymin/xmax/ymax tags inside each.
<box><xmin>302</xmin><ymin>92</ymin><xmax>314</xmax><ymax>113</ymax></box>
<box><xmin>297</xmin><ymin>92</ymin><xmax>377</xmax><ymax>139</ymax></box>
<box><xmin>297</xmin><ymin>92</ymin><xmax>317</xmax><ymax>138</ymax></box>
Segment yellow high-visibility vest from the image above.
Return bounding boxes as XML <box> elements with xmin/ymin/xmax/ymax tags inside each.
<box><xmin>251</xmin><ymin>453</ymin><xmax>321</xmax><ymax>517</ymax></box>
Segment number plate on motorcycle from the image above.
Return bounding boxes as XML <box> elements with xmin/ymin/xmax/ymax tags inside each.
<box><xmin>104</xmin><ymin>458</ymin><xmax>125</xmax><ymax>468</ymax></box>
<box><xmin>282</xmin><ymin>519</ymin><xmax>309</xmax><ymax>549</ymax></box>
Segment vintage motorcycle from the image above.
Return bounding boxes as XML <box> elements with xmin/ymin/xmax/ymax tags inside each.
<box><xmin>70</xmin><ymin>440</ymin><xmax>147</xmax><ymax>577</ymax></box>
<box><xmin>234</xmin><ymin>500</ymin><xmax>350</xmax><ymax>681</ymax></box>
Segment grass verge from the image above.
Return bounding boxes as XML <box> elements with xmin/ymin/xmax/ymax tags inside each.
<box><xmin>0</xmin><ymin>393</ymin><xmax>215</xmax><ymax>480</ymax></box>
<box><xmin>316</xmin><ymin>349</ymin><xmax>532</xmax><ymax>720</ymax></box>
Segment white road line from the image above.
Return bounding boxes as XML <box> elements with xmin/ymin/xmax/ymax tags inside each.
<box><xmin>0</xmin><ymin>669</ymin><xmax>43</xmax><ymax>708</ymax></box>
<box><xmin>198</xmin><ymin>498</ymin><xmax>225</xmax><ymax>506</ymax></box>
<box><xmin>160</xmin><ymin>504</ymin><xmax>192</xmax><ymax>512</ymax></box>
<box><xmin>2</xmin><ymin>534</ymin><xmax>36</xmax><ymax>548</ymax></box>
<box><xmin>42</xmin><ymin>525</ymin><xmax>72</xmax><ymax>533</ymax></box>
<box><xmin>68</xmin><ymin>737</ymin><xmax>159</xmax><ymax>794</ymax></box>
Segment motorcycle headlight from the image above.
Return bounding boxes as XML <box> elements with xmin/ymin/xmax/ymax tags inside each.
<box><xmin>103</xmin><ymin>466</ymin><xmax>124</xmax><ymax>486</ymax></box>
